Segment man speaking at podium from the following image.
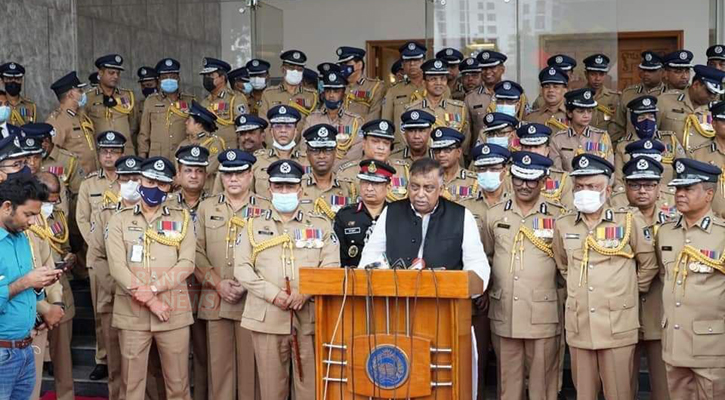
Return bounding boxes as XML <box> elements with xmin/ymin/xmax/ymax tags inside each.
<box><xmin>358</xmin><ymin>156</ymin><xmax>490</xmax><ymax>291</ymax></box>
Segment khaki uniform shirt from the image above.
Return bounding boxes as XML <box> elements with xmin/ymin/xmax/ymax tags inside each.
<box><xmin>483</xmin><ymin>198</ymin><xmax>565</xmax><ymax>339</ymax></box>
<box><xmin>107</xmin><ymin>203</ymin><xmax>196</xmax><ymax>332</ymax></box>
<box><xmin>549</xmin><ymin>126</ymin><xmax>614</xmax><ymax>172</ymax></box>
<box><xmin>524</xmin><ymin>101</ymin><xmax>569</xmax><ymax>133</ymax></box>
<box><xmin>407</xmin><ymin>97</ymin><xmax>471</xmax><ymax>153</ymax></box>
<box><xmin>464</xmin><ymin>87</ymin><xmax>493</xmax><ymax>142</ymax></box>
<box><xmin>300</xmin><ymin>108</ymin><xmax>364</xmax><ymax>168</ymax></box>
<box><xmin>591</xmin><ymin>87</ymin><xmax>620</xmax><ymax>134</ymax></box>
<box><xmin>611</xmin><ymin>82</ymin><xmax>667</xmax><ymax>142</ymax></box>
<box><xmin>88</xmin><ymin>200</ymin><xmax>126</xmax><ymax>314</ymax></box>
<box><xmin>344</xmin><ymin>76</ymin><xmax>385</xmax><ymax>123</ymax></box>
<box><xmin>176</xmin><ymin>132</ymin><xmax>226</xmax><ymax>192</ymax></box>
<box><xmin>8</xmin><ymin>95</ymin><xmax>36</xmax><ymax>125</ymax></box>
<box><xmin>196</xmin><ymin>193</ymin><xmax>270</xmax><ymax>321</ymax></box>
<box><xmin>46</xmin><ymin>108</ymin><xmax>98</xmax><ymax>174</ymax></box>
<box><xmin>658</xmin><ymin>89</ymin><xmax>713</xmax><ymax>152</ymax></box>
<box><xmin>234</xmin><ymin>208</ymin><xmax>340</xmax><ymax>335</ymax></box>
<box><xmin>247</xmin><ymin>90</ymin><xmax>264</xmax><ymax>117</ymax></box>
<box><xmin>542</xmin><ymin>168</ymin><xmax>574</xmax><ymax>210</ymax></box>
<box><xmin>137</xmin><ymin>92</ymin><xmax>196</xmax><ymax>159</ymax></box>
<box><xmin>42</xmin><ymin>145</ymin><xmax>85</xmax><ymax>195</ymax></box>
<box><xmin>389</xmin><ymin>146</ymin><xmax>432</xmax><ymax>165</ymax></box>
<box><xmin>300</xmin><ymin>173</ymin><xmax>355</xmax><ymax>221</ymax></box>
<box><xmin>27</xmin><ymin>228</ymin><xmax>65</xmax><ymax>320</ymax></box>
<box><xmin>201</xmin><ymin>88</ymin><xmax>248</xmax><ymax>148</ymax></box>
<box><xmin>85</xmin><ymin>87</ymin><xmax>137</xmax><ymax>154</ymax></box>
<box><xmin>382</xmin><ymin>81</ymin><xmax>451</xmax><ymax>141</ymax></box>
<box><xmin>258</xmin><ymin>84</ymin><xmax>318</xmax><ymax>128</ymax></box>
<box><xmin>657</xmin><ymin>211</ymin><xmax>725</xmax><ymax>367</ymax></box>
<box><xmin>689</xmin><ymin>140</ymin><xmax>725</xmax><ymax>218</ymax></box>
<box><xmin>613</xmin><ymin>130</ymin><xmax>685</xmax><ymax>189</ymax></box>
<box><xmin>441</xmin><ymin>168</ymin><xmax>478</xmax><ymax>204</ymax></box>
<box><xmin>552</xmin><ymin>208</ymin><xmax>658</xmax><ymax>349</ymax></box>
<box><xmin>336</xmin><ymin>158</ymin><xmax>410</xmax><ymax>202</ymax></box>
<box><xmin>76</xmin><ymin>169</ymin><xmax>119</xmax><ymax>243</ymax></box>
<box><xmin>609</xmin><ymin>190</ymin><xmax>676</xmax><ymax>216</ymax></box>
<box><xmin>252</xmin><ymin>147</ymin><xmax>310</xmax><ymax>195</ymax></box>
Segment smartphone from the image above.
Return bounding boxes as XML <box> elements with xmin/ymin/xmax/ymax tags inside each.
<box><xmin>54</xmin><ymin>261</ymin><xmax>68</xmax><ymax>270</ymax></box>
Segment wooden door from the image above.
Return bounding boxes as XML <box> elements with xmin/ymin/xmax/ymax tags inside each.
<box><xmin>617</xmin><ymin>31</ymin><xmax>683</xmax><ymax>90</ymax></box>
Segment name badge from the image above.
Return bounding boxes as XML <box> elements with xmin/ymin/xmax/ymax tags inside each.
<box><xmin>130</xmin><ymin>244</ymin><xmax>143</xmax><ymax>263</ymax></box>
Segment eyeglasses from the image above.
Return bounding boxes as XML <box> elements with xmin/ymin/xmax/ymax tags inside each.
<box><xmin>512</xmin><ymin>177</ymin><xmax>541</xmax><ymax>188</ymax></box>
<box><xmin>627</xmin><ymin>182</ymin><xmax>658</xmax><ymax>191</ymax></box>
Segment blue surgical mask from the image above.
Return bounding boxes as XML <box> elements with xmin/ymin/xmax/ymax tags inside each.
<box><xmin>242</xmin><ymin>82</ymin><xmax>253</xmax><ymax>94</ymax></box>
<box><xmin>0</xmin><ymin>106</ymin><xmax>9</xmax><ymax>123</ymax></box>
<box><xmin>7</xmin><ymin>166</ymin><xmax>31</xmax><ymax>180</ymax></box>
<box><xmin>139</xmin><ymin>185</ymin><xmax>168</xmax><ymax>206</ymax></box>
<box><xmin>487</xmin><ymin>136</ymin><xmax>509</xmax><ymax>148</ymax></box>
<box><xmin>496</xmin><ymin>103</ymin><xmax>517</xmax><ymax>117</ymax></box>
<box><xmin>631</xmin><ymin>115</ymin><xmax>657</xmax><ymax>139</ymax></box>
<box><xmin>477</xmin><ymin>171</ymin><xmax>502</xmax><ymax>192</ymax></box>
<box><xmin>340</xmin><ymin>65</ymin><xmax>354</xmax><ymax>80</ymax></box>
<box><xmin>160</xmin><ymin>78</ymin><xmax>179</xmax><ymax>93</ymax></box>
<box><xmin>324</xmin><ymin>99</ymin><xmax>342</xmax><ymax>110</ymax></box>
<box><xmin>272</xmin><ymin>192</ymin><xmax>299</xmax><ymax>213</ymax></box>
<box><xmin>77</xmin><ymin>92</ymin><xmax>88</xmax><ymax>108</ymax></box>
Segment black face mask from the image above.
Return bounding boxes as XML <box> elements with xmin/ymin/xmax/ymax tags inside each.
<box><xmin>142</xmin><ymin>87</ymin><xmax>157</xmax><ymax>97</ymax></box>
<box><xmin>203</xmin><ymin>76</ymin><xmax>216</xmax><ymax>92</ymax></box>
<box><xmin>4</xmin><ymin>82</ymin><xmax>21</xmax><ymax>97</ymax></box>
<box><xmin>103</xmin><ymin>95</ymin><xmax>117</xmax><ymax>108</ymax></box>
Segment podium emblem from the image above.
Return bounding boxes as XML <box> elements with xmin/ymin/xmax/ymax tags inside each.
<box><xmin>366</xmin><ymin>344</ymin><xmax>410</xmax><ymax>390</ymax></box>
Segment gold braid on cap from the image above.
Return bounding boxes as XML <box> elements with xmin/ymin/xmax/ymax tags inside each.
<box><xmin>673</xmin><ymin>245</ymin><xmax>725</xmax><ymax>295</ymax></box>
<box><xmin>579</xmin><ymin>211</ymin><xmax>634</xmax><ymax>287</ymax></box>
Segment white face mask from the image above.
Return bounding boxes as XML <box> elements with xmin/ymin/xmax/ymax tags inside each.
<box><xmin>573</xmin><ymin>189</ymin><xmax>606</xmax><ymax>213</ymax></box>
<box><xmin>486</xmin><ymin>136</ymin><xmax>509</xmax><ymax>148</ymax></box>
<box><xmin>120</xmin><ymin>180</ymin><xmax>141</xmax><ymax>202</ymax></box>
<box><xmin>273</xmin><ymin>139</ymin><xmax>296</xmax><ymax>151</ymax></box>
<box><xmin>250</xmin><ymin>76</ymin><xmax>267</xmax><ymax>90</ymax></box>
<box><xmin>477</xmin><ymin>171</ymin><xmax>502</xmax><ymax>192</ymax></box>
<box><xmin>41</xmin><ymin>202</ymin><xmax>54</xmax><ymax>219</ymax></box>
<box><xmin>496</xmin><ymin>103</ymin><xmax>517</xmax><ymax>117</ymax></box>
<box><xmin>284</xmin><ymin>69</ymin><xmax>303</xmax><ymax>86</ymax></box>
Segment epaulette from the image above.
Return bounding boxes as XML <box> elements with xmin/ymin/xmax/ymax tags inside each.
<box><xmin>302</xmin><ymin>87</ymin><xmax>317</xmax><ymax>94</ymax></box>
<box><xmin>342</xmin><ymin>109</ymin><xmax>362</xmax><ymax>119</ymax></box>
<box><xmin>337</xmin><ymin>160</ymin><xmax>357</xmax><ymax>172</ymax></box>
<box><xmin>57</xmin><ymin>147</ymin><xmax>78</xmax><ymax>159</ymax></box>
<box><xmin>712</xmin><ymin>216</ymin><xmax>725</xmax><ymax>228</ymax></box>
<box><xmin>447</xmin><ymin>99</ymin><xmax>465</xmax><ymax>107</ymax></box>
<box><xmin>461</xmin><ymin>169</ymin><xmax>476</xmax><ymax>179</ymax></box>
<box><xmin>621</xmin><ymin>84</ymin><xmax>640</xmax><ymax>94</ymax></box>
<box><xmin>588</xmin><ymin>125</ymin><xmax>607</xmax><ymax>134</ymax></box>
<box><xmin>391</xmin><ymin>159</ymin><xmax>409</xmax><ymax>167</ymax></box>
<box><xmin>556</xmin><ymin>210</ymin><xmax>577</xmax><ymax>220</ymax></box>
<box><xmin>253</xmin><ymin>149</ymin><xmax>267</xmax><ymax>157</ymax></box>
<box><xmin>85</xmin><ymin>171</ymin><xmax>99</xmax><ymax>179</ymax></box>
<box><xmin>307</xmin><ymin>210</ymin><xmax>328</xmax><ymax>220</ymax></box>
<box><xmin>544</xmin><ymin>200</ymin><xmax>565</xmax><ymax>212</ymax></box>
<box><xmin>21</xmin><ymin>97</ymin><xmax>35</xmax><ymax>105</ymax></box>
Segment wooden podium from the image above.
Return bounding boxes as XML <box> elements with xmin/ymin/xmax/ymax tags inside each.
<box><xmin>299</xmin><ymin>268</ymin><xmax>483</xmax><ymax>400</ymax></box>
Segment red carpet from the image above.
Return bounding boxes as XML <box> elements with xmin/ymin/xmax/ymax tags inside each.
<box><xmin>40</xmin><ymin>392</ymin><xmax>107</xmax><ymax>400</ymax></box>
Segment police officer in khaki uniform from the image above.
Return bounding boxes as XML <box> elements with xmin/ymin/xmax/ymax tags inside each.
<box><xmin>430</xmin><ymin>127</ymin><xmax>477</xmax><ymax>203</ymax></box>
<box><xmin>227</xmin><ymin>67</ymin><xmax>250</xmax><ymax>99</ymax></box>
<box><xmin>459</xmin><ymin>143</ymin><xmax>511</xmax><ymax>399</ymax></box>
<box><xmin>611</xmin><ymin>51</ymin><xmax>666</xmax><ymax>142</ymax></box>
<box><xmin>382</xmin><ymin>42</ymin><xmax>432</xmax><ymax>137</ymax></box>
<box><xmin>31</xmin><ymin>172</ymin><xmax>77</xmax><ymax>400</ymax></box>
<box><xmin>661</xmin><ymin>50</ymin><xmax>694</xmax><ymax>93</ymax></box>
<box><xmin>200</xmin><ymin>57</ymin><xmax>247</xmax><ymax>148</ymax></box>
<box><xmin>613</xmin><ymin>96</ymin><xmax>685</xmax><ymax>190</ymax></box>
<box><xmin>196</xmin><ymin>149</ymin><xmax>266</xmax><ymax>400</ymax></box>
<box><xmin>477</xmin><ymin>112</ymin><xmax>520</xmax><ymax>152</ymax></box>
<box><xmin>610</xmin><ymin>139</ymin><xmax>677</xmax><ymax>210</ymax></box>
<box><xmin>85</xmin><ymin>54</ymin><xmax>137</xmax><ymax>155</ymax></box>
<box><xmin>483</xmin><ymin>151</ymin><xmax>563</xmax><ymax>400</ymax></box>
<box><xmin>176</xmin><ymin>101</ymin><xmax>226</xmax><ymax>191</ymax></box>
<box><xmin>517</xmin><ymin>123</ymin><xmax>574</xmax><ymax>209</ymax></box>
<box><xmin>47</xmin><ymin>71</ymin><xmax>98</xmax><ymax>174</ymax></box>
<box><xmin>582</xmin><ymin>54</ymin><xmax>620</xmax><ymax>134</ymax></box>
<box><xmin>552</xmin><ymin>154</ymin><xmax>658</xmax><ymax>400</ymax></box>
<box><xmin>336</xmin><ymin>46</ymin><xmax>385</xmax><ymax>122</ymax></box>
<box><xmin>613</xmin><ymin>158</ymin><xmax>673</xmax><ymax>400</ymax></box>
<box><xmin>235</xmin><ymin>114</ymin><xmax>267</xmax><ymax>154</ymax></box>
<box><xmin>87</xmin><ymin>155</ymin><xmax>144</xmax><ymax>399</ymax></box>
<box><xmin>134</xmin><ymin>67</ymin><xmax>159</xmax><ymax>150</ymax></box>
<box><xmin>531</xmin><ymin>55</ymin><xmax>578</xmax><ymax>110</ymax></box>
<box><xmin>459</xmin><ymin>57</ymin><xmax>483</xmax><ymax>98</ymax></box>
<box><xmin>259</xmin><ymin>50</ymin><xmax>318</xmax><ymax>132</ymax></box>
<box><xmin>333</xmin><ymin>159</ymin><xmax>393</xmax><ymax>267</ymax></box>
<box><xmin>336</xmin><ymin>119</ymin><xmax>410</xmax><ymax>202</ymax></box>
<box><xmin>437</xmin><ymin>48</ymin><xmax>465</xmax><ymax>100</ymax></box>
<box><xmin>477</xmin><ymin>50</ymin><xmax>508</xmax><ymax>97</ymax></box>
<box><xmin>107</xmin><ymin>157</ymin><xmax>196</xmax><ymax>400</ymax></box>
<box><xmin>658</xmin><ymin>65</ymin><xmax>725</xmax><ymax>152</ymax></box>
<box><xmin>690</xmin><ymin>100</ymin><xmax>725</xmax><ymax>218</ymax></box>
<box><xmin>138</xmin><ymin>58</ymin><xmax>196</xmax><ymax>160</ymax></box>
<box><xmin>301</xmin><ymin>69</ymin><xmax>364</xmax><ymax>168</ymax></box>
<box><xmin>464</xmin><ymin>78</ymin><xmax>494</xmax><ymax>143</ymax></box>
<box><xmin>407</xmin><ymin>59</ymin><xmax>470</xmax><ymax>153</ymax></box>
<box><xmin>549</xmin><ymin>88</ymin><xmax>614</xmax><ymax>172</ymax></box>
<box><xmin>390</xmin><ymin>109</ymin><xmax>435</xmax><ymax>164</ymax></box>
<box><xmin>487</xmin><ymin>80</ymin><xmax>529</xmax><ymax>124</ymax></box>
<box><xmin>525</xmin><ymin>67</ymin><xmax>570</xmax><ymax>132</ymax></box>
<box><xmin>245</xmin><ymin>59</ymin><xmax>271</xmax><ymax>117</ymax></box>
<box><xmin>235</xmin><ymin>159</ymin><xmax>340</xmax><ymax>400</ymax></box>
<box><xmin>656</xmin><ymin>158</ymin><xmax>725</xmax><ymax>399</ymax></box>
<box><xmin>300</xmin><ymin>124</ymin><xmax>355</xmax><ymax>220</ymax></box>
<box><xmin>253</xmin><ymin>105</ymin><xmax>309</xmax><ymax>194</ymax></box>
<box><xmin>0</xmin><ymin>62</ymin><xmax>36</xmax><ymax>125</ymax></box>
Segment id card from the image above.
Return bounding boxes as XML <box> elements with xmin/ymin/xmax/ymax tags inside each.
<box><xmin>130</xmin><ymin>245</ymin><xmax>143</xmax><ymax>263</ymax></box>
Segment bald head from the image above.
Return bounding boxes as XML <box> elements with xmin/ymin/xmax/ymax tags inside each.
<box><xmin>36</xmin><ymin>171</ymin><xmax>61</xmax><ymax>195</ymax></box>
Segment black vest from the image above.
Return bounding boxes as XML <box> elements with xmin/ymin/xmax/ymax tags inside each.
<box><xmin>385</xmin><ymin>198</ymin><xmax>465</xmax><ymax>269</ymax></box>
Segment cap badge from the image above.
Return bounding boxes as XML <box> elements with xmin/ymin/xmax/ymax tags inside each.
<box><xmin>106</xmin><ymin>132</ymin><xmax>115</xmax><ymax>141</ymax></box>
<box><xmin>337</xmin><ymin>48</ymin><xmax>342</xmax><ymax>56</ymax></box>
<box><xmin>26</xmin><ymin>138</ymin><xmax>34</xmax><ymax>147</ymax></box>
<box><xmin>239</xmin><ymin>116</ymin><xmax>246</xmax><ymax>124</ymax></box>
<box><xmin>466</xmin><ymin>59</ymin><xmax>474</xmax><ymax>65</ymax></box>
<box><xmin>227</xmin><ymin>150</ymin><xmax>236</xmax><ymax>161</ymax></box>
<box><xmin>140</xmin><ymin>68</ymin><xmax>147</xmax><ymax>76</ymax></box>
<box><xmin>676</xmin><ymin>161</ymin><xmax>685</xmax><ymax>173</ymax></box>
<box><xmin>165</xmin><ymin>59</ymin><xmax>173</xmax><ymax>67</ymax></box>
<box><xmin>481</xmin><ymin>52</ymin><xmax>490</xmax><ymax>60</ymax></box>
<box><xmin>446</xmin><ymin>49</ymin><xmax>453</xmax><ymax>56</ymax></box>
<box><xmin>717</xmin><ymin>46</ymin><xmax>724</xmax><ymax>54</ymax></box>
<box><xmin>644</xmin><ymin>140</ymin><xmax>653</xmax><ymax>150</ymax></box>
<box><xmin>595</xmin><ymin>56</ymin><xmax>604</xmax><ymax>64</ymax></box>
<box><xmin>279</xmin><ymin>106</ymin><xmax>287</xmax><ymax>114</ymax></box>
<box><xmin>125</xmin><ymin>158</ymin><xmax>136</xmax><ymax>168</ymax></box>
<box><xmin>379</xmin><ymin>121</ymin><xmax>389</xmax><ymax>131</ymax></box>
<box><xmin>642</xmin><ymin>98</ymin><xmax>651</xmax><ymax>106</ymax></box>
<box><xmin>9</xmin><ymin>63</ymin><xmax>16</xmax><ymax>70</ymax></box>
<box><xmin>252</xmin><ymin>60</ymin><xmax>259</xmax><ymax>67</ymax></box>
<box><xmin>548</xmin><ymin>68</ymin><xmax>556</xmax><ymax>75</ymax></box>
<box><xmin>411</xmin><ymin>111</ymin><xmax>419</xmax><ymax>120</ymax></box>
<box><xmin>280</xmin><ymin>162</ymin><xmax>291</xmax><ymax>173</ymax></box>
<box><xmin>555</xmin><ymin>56</ymin><xmax>563</xmax><ymax>63</ymax></box>
<box><xmin>13</xmin><ymin>137</ymin><xmax>19</xmax><ymax>147</ymax></box>
<box><xmin>407</xmin><ymin>43</ymin><xmax>415</xmax><ymax>50</ymax></box>
<box><xmin>645</xmin><ymin>53</ymin><xmax>653</xmax><ymax>61</ymax></box>
<box><xmin>293</xmin><ymin>52</ymin><xmax>301</xmax><ymax>60</ymax></box>
<box><xmin>481</xmin><ymin>145</ymin><xmax>490</xmax><ymax>155</ymax></box>
<box><xmin>583</xmin><ymin>90</ymin><xmax>592</xmax><ymax>100</ymax></box>
<box><xmin>637</xmin><ymin>159</ymin><xmax>649</xmax><ymax>170</ymax></box>
<box><xmin>579</xmin><ymin>157</ymin><xmax>590</xmax><ymax>168</ymax></box>
<box><xmin>528</xmin><ymin>125</ymin><xmax>536</xmax><ymax>134</ymax></box>
<box><xmin>191</xmin><ymin>147</ymin><xmax>201</xmax><ymax>157</ymax></box>
<box><xmin>522</xmin><ymin>155</ymin><xmax>532</xmax><ymax>165</ymax></box>
<box><xmin>154</xmin><ymin>160</ymin><xmax>165</xmax><ymax>171</ymax></box>
<box><xmin>115</xmin><ymin>55</ymin><xmax>122</xmax><ymax>63</ymax></box>
<box><xmin>503</xmin><ymin>82</ymin><xmax>512</xmax><ymax>90</ymax></box>
<box><xmin>318</xmin><ymin>127</ymin><xmax>329</xmax><ymax>138</ymax></box>
<box><xmin>485</xmin><ymin>114</ymin><xmax>494</xmax><ymax>123</ymax></box>
<box><xmin>679</xmin><ymin>51</ymin><xmax>688</xmax><ymax>60</ymax></box>
<box><xmin>329</xmin><ymin>73</ymin><xmax>337</xmax><ymax>81</ymax></box>
<box><xmin>368</xmin><ymin>162</ymin><xmax>377</xmax><ymax>173</ymax></box>
<box><xmin>434</xmin><ymin>60</ymin><xmax>443</xmax><ymax>69</ymax></box>
<box><xmin>434</xmin><ymin>129</ymin><xmax>443</xmax><ymax>138</ymax></box>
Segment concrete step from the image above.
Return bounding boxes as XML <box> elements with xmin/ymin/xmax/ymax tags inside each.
<box><xmin>71</xmin><ymin>334</ymin><xmax>97</xmax><ymax>367</ymax></box>
<box><xmin>40</xmin><ymin>364</ymin><xmax>109</xmax><ymax>398</ymax></box>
